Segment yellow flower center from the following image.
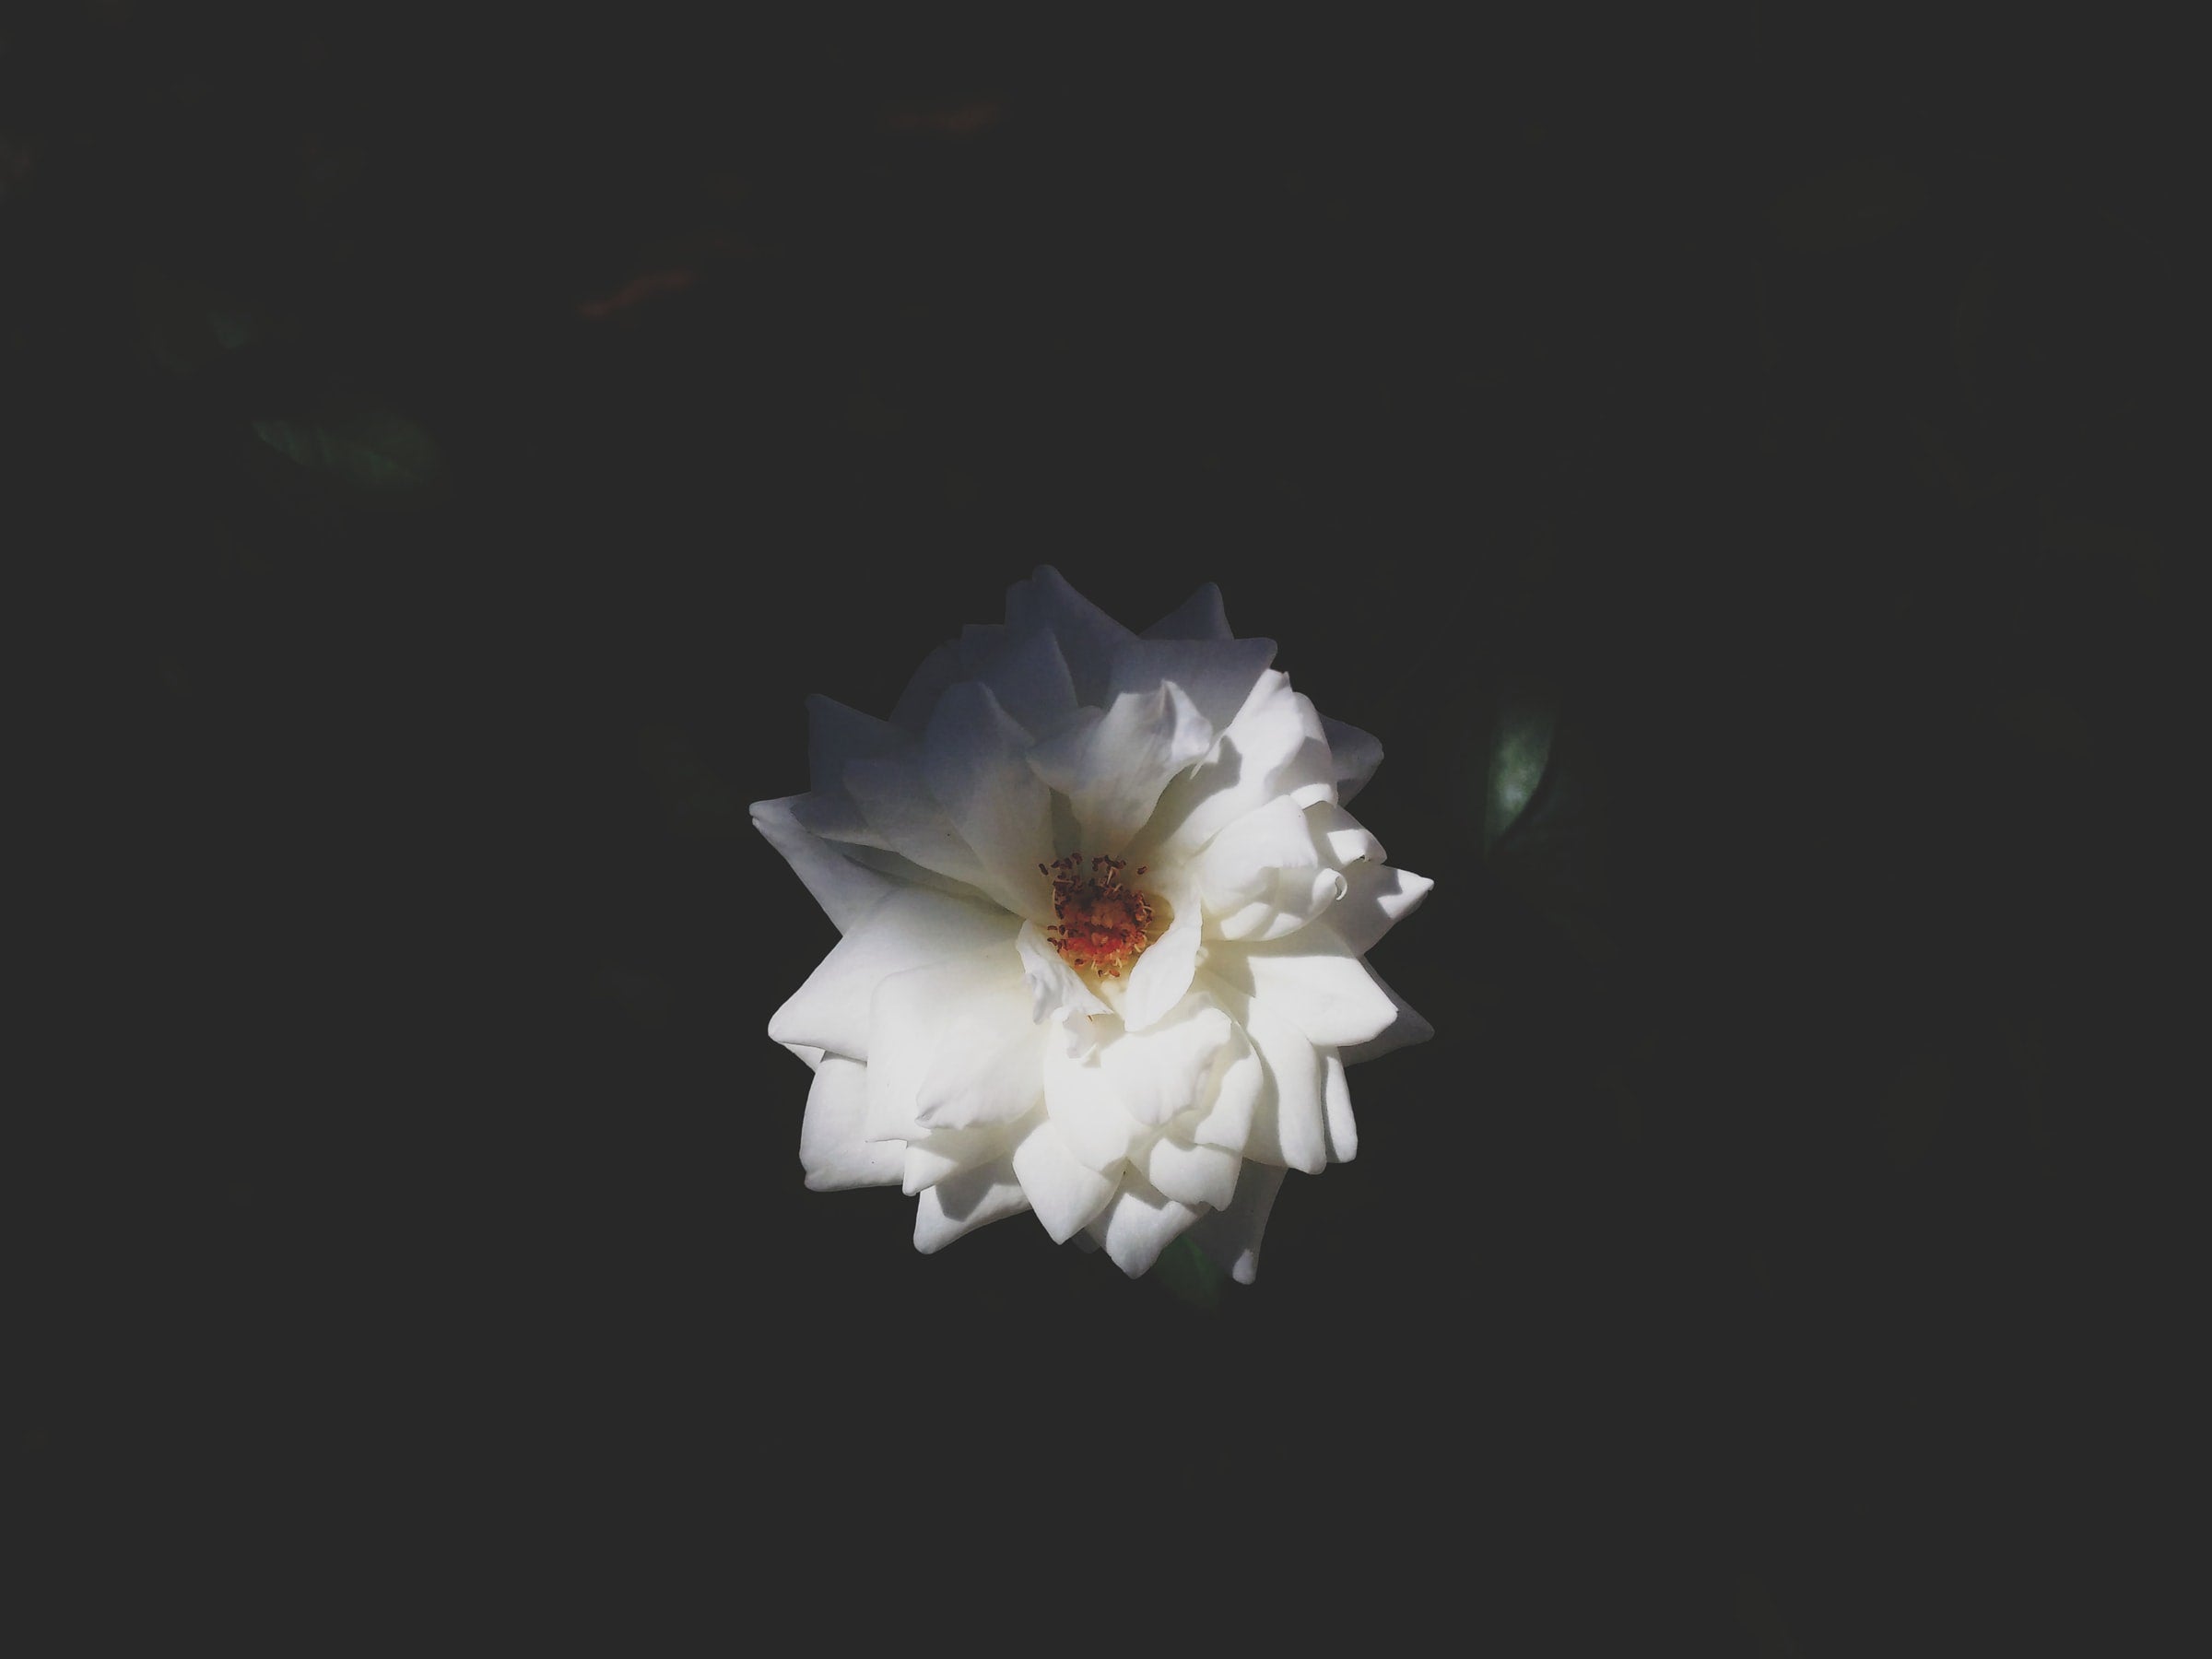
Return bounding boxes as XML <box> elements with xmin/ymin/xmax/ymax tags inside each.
<box><xmin>1040</xmin><ymin>853</ymin><xmax>1157</xmax><ymax>979</ymax></box>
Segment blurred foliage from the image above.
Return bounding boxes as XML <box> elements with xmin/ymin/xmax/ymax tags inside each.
<box><xmin>1482</xmin><ymin>688</ymin><xmax>1559</xmax><ymax>854</ymax></box>
<box><xmin>6</xmin><ymin>2</ymin><xmax>2191</xmax><ymax>1649</ymax></box>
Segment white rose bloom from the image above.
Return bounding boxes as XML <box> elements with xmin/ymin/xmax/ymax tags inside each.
<box><xmin>751</xmin><ymin>567</ymin><xmax>1432</xmax><ymax>1281</ymax></box>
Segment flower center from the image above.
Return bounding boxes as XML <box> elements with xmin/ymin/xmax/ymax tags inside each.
<box><xmin>1040</xmin><ymin>853</ymin><xmax>1157</xmax><ymax>979</ymax></box>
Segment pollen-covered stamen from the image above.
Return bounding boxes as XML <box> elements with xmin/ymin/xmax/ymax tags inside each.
<box><xmin>1038</xmin><ymin>853</ymin><xmax>1158</xmax><ymax>979</ymax></box>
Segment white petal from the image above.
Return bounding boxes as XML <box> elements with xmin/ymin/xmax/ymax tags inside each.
<box><xmin>751</xmin><ymin>795</ymin><xmax>899</xmax><ymax>935</ymax></box>
<box><xmin>1140</xmin><ymin>672</ymin><xmax>1335</xmax><ymax>864</ymax></box>
<box><xmin>768</xmin><ymin>888</ymin><xmax>1018</xmax><ymax>1061</ymax></box>
<box><xmin>1321</xmin><ymin>715</ymin><xmax>1383</xmax><ymax>805</ymax></box>
<box><xmin>1103</xmin><ymin>636</ymin><xmax>1277</xmax><ymax>739</ymax></box>
<box><xmin>1010</xmin><ymin>1117</ymin><xmax>1122</xmax><ymax>1242</ymax></box>
<box><xmin>921</xmin><ymin>680</ymin><xmax>1054</xmax><ymax>920</ymax></box>
<box><xmin>1189</xmin><ymin>794</ymin><xmax>1346</xmax><ymax>944</ymax></box>
<box><xmin>913</xmin><ymin>1159</ymin><xmax>1031</xmax><ymax>1252</ymax></box>
<box><xmin>1187</xmin><ymin>1022</ymin><xmax>1262</xmax><ymax>1154</ymax></box>
<box><xmin>782</xmin><ymin>817</ymin><xmax>995</xmax><ymax>910</ymax></box>
<box><xmin>806</xmin><ymin>694</ymin><xmax>906</xmax><ymax>794</ymax></box>
<box><xmin>864</xmin><ymin>946</ymin><xmax>1027</xmax><ymax>1142</ymax></box>
<box><xmin>1119</xmin><ymin>877</ymin><xmax>1203</xmax><ymax>1031</ymax></box>
<box><xmin>1085</xmin><ymin>1171</ymin><xmax>1202</xmax><ymax>1277</ymax></box>
<box><xmin>1139</xmin><ymin>1130</ymin><xmax>1242</xmax><ymax>1210</ymax></box>
<box><xmin>1241</xmin><ymin>1002</ymin><xmax>1329</xmax><ymax>1174</ymax></box>
<box><xmin>1207</xmin><ymin>867</ymin><xmax>1347</xmax><ymax>943</ymax></box>
<box><xmin>1141</xmin><ymin>582</ymin><xmax>1233</xmax><ymax>641</ymax></box>
<box><xmin>1098</xmin><ymin>994</ymin><xmax>1234</xmax><ymax>1125</ymax></box>
<box><xmin>1015</xmin><ymin>921</ymin><xmax>1112</xmax><ymax>1025</ymax></box>
<box><xmin>1331</xmin><ymin>862</ymin><xmax>1435</xmax><ymax>956</ymax></box>
<box><xmin>1322</xmin><ymin>1049</ymin><xmax>1357</xmax><ymax>1162</ymax></box>
<box><xmin>1186</xmin><ymin>1163</ymin><xmax>1288</xmax><ymax>1284</ymax></box>
<box><xmin>1042</xmin><ymin>1035</ymin><xmax>1142</xmax><ymax>1170</ymax></box>
<box><xmin>843</xmin><ymin>751</ymin><xmax>998</xmax><ymax>895</ymax></box>
<box><xmin>912</xmin><ymin>976</ymin><xmax>1049</xmax><ymax>1130</ymax></box>
<box><xmin>799</xmin><ymin>1055</ymin><xmax>905</xmax><ymax>1191</ymax></box>
<box><xmin>1212</xmin><ymin>922</ymin><xmax>1401</xmax><ymax>1047</ymax></box>
<box><xmin>1028</xmin><ymin>681</ymin><xmax>1215</xmax><ymax>856</ymax></box>
<box><xmin>889</xmin><ymin>640</ymin><xmax>965</xmax><ymax>735</ymax></box>
<box><xmin>1338</xmin><ymin>964</ymin><xmax>1434</xmax><ymax>1065</ymax></box>
<box><xmin>971</xmin><ymin>624</ymin><xmax>1079</xmax><ymax>738</ymax></box>
<box><xmin>1306</xmin><ymin>799</ymin><xmax>1386</xmax><ymax>867</ymax></box>
<box><xmin>788</xmin><ymin>784</ymin><xmax>893</xmax><ymax>850</ymax></box>
<box><xmin>955</xmin><ymin>621</ymin><xmax>1007</xmax><ymax>674</ymax></box>
<box><xmin>1004</xmin><ymin>566</ymin><xmax>1136</xmax><ymax>708</ymax></box>
<box><xmin>902</xmin><ymin>1124</ymin><xmax>1016</xmax><ymax>1194</ymax></box>
<box><xmin>1191</xmin><ymin>793</ymin><xmax>1321</xmax><ymax>893</ymax></box>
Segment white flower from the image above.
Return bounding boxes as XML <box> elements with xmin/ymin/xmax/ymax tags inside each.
<box><xmin>751</xmin><ymin>567</ymin><xmax>1432</xmax><ymax>1281</ymax></box>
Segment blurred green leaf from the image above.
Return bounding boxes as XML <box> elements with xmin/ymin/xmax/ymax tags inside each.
<box><xmin>1152</xmin><ymin>1236</ymin><xmax>1225</xmax><ymax>1312</ymax></box>
<box><xmin>251</xmin><ymin>408</ymin><xmax>441</xmax><ymax>493</ymax></box>
<box><xmin>1483</xmin><ymin>691</ymin><xmax>1556</xmax><ymax>852</ymax></box>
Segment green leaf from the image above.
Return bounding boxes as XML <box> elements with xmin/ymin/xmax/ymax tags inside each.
<box><xmin>1483</xmin><ymin>691</ymin><xmax>1557</xmax><ymax>852</ymax></box>
<box><xmin>251</xmin><ymin>408</ymin><xmax>441</xmax><ymax>493</ymax></box>
<box><xmin>1151</xmin><ymin>1236</ymin><xmax>1225</xmax><ymax>1312</ymax></box>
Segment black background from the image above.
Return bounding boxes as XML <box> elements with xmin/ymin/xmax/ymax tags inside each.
<box><xmin>10</xmin><ymin>5</ymin><xmax>2190</xmax><ymax>1649</ymax></box>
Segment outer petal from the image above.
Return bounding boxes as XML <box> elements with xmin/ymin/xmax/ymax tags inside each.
<box><xmin>970</xmin><ymin>624</ymin><xmax>1079</xmax><ymax>739</ymax></box>
<box><xmin>864</xmin><ymin>946</ymin><xmax>1028</xmax><ymax>1142</ymax></box>
<box><xmin>1190</xmin><ymin>794</ymin><xmax>1346</xmax><ymax>944</ymax></box>
<box><xmin>1241</xmin><ymin>1002</ymin><xmax>1330</xmax><ymax>1174</ymax></box>
<box><xmin>799</xmin><ymin>1054</ymin><xmax>905</xmax><ymax>1191</ymax></box>
<box><xmin>1322</xmin><ymin>1049</ymin><xmax>1358</xmax><ymax>1161</ymax></box>
<box><xmin>842</xmin><ymin>752</ymin><xmax>997</xmax><ymax>897</ymax></box>
<box><xmin>781</xmin><ymin>813</ymin><xmax>995</xmax><ymax>910</ymax></box>
<box><xmin>1004</xmin><ymin>566</ymin><xmax>1137</xmax><ymax>708</ymax></box>
<box><xmin>1097</xmin><ymin>994</ymin><xmax>1235</xmax><ymax>1126</ymax></box>
<box><xmin>921</xmin><ymin>680</ymin><xmax>1054</xmax><ymax>920</ymax></box>
<box><xmin>1206</xmin><ymin>868</ymin><xmax>1346</xmax><ymax>943</ymax></box>
<box><xmin>1138</xmin><ymin>671</ymin><xmax>1335</xmax><ymax>865</ymax></box>
<box><xmin>1186</xmin><ymin>1163</ymin><xmax>1288</xmax><ymax>1285</ymax></box>
<box><xmin>1211</xmin><ymin>921</ymin><xmax>1400</xmax><ymax>1048</ymax></box>
<box><xmin>889</xmin><ymin>640</ymin><xmax>966</xmax><ymax>735</ymax></box>
<box><xmin>902</xmin><ymin>1124</ymin><xmax>1017</xmax><ymax>1194</ymax></box>
<box><xmin>1141</xmin><ymin>582</ymin><xmax>1233</xmax><ymax>641</ymax></box>
<box><xmin>1331</xmin><ymin>861</ymin><xmax>1435</xmax><ymax>956</ymax></box>
<box><xmin>1190</xmin><ymin>793</ymin><xmax>1321</xmax><ymax>895</ymax></box>
<box><xmin>1338</xmin><ymin>964</ymin><xmax>1434</xmax><ymax>1065</ymax></box>
<box><xmin>1138</xmin><ymin>1130</ymin><xmax>1242</xmax><ymax>1211</ymax></box>
<box><xmin>1306</xmin><ymin>799</ymin><xmax>1386</xmax><ymax>868</ymax></box>
<box><xmin>806</xmin><ymin>694</ymin><xmax>906</xmax><ymax>794</ymax></box>
<box><xmin>913</xmin><ymin>1159</ymin><xmax>1031</xmax><ymax>1252</ymax></box>
<box><xmin>1085</xmin><ymin>1171</ymin><xmax>1203</xmax><ymax>1277</ymax></box>
<box><xmin>913</xmin><ymin>975</ymin><xmax>1050</xmax><ymax>1130</ymax></box>
<box><xmin>1010</xmin><ymin>1117</ymin><xmax>1121</xmax><ymax>1242</ymax></box>
<box><xmin>1103</xmin><ymin>636</ymin><xmax>1277</xmax><ymax>739</ymax></box>
<box><xmin>750</xmin><ymin>795</ymin><xmax>899</xmax><ymax>935</ymax></box>
<box><xmin>1042</xmin><ymin>1037</ymin><xmax>1143</xmax><ymax>1170</ymax></box>
<box><xmin>768</xmin><ymin>888</ymin><xmax>1018</xmax><ymax>1061</ymax></box>
<box><xmin>1029</xmin><ymin>682</ymin><xmax>1215</xmax><ymax>856</ymax></box>
<box><xmin>1321</xmin><ymin>715</ymin><xmax>1383</xmax><ymax>805</ymax></box>
<box><xmin>1186</xmin><ymin>1022</ymin><xmax>1263</xmax><ymax>1154</ymax></box>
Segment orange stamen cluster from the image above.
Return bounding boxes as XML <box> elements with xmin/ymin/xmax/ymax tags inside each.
<box><xmin>1039</xmin><ymin>853</ymin><xmax>1156</xmax><ymax>978</ymax></box>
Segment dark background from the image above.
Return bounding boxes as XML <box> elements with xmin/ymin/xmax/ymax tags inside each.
<box><xmin>10</xmin><ymin>5</ymin><xmax>2189</xmax><ymax>1649</ymax></box>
